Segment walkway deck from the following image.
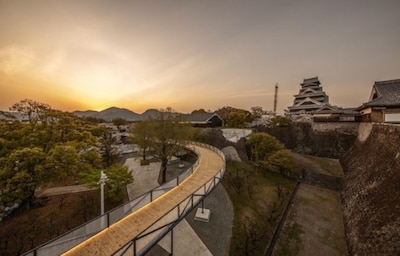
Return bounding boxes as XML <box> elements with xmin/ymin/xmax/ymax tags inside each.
<box><xmin>62</xmin><ymin>145</ymin><xmax>225</xmax><ymax>256</ymax></box>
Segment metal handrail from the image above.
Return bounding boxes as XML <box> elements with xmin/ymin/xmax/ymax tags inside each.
<box><xmin>113</xmin><ymin>142</ymin><xmax>226</xmax><ymax>255</ymax></box>
<box><xmin>22</xmin><ymin>142</ymin><xmax>206</xmax><ymax>256</ymax></box>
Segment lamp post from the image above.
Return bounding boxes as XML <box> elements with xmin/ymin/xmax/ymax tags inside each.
<box><xmin>99</xmin><ymin>170</ymin><xmax>108</xmax><ymax>215</ymax></box>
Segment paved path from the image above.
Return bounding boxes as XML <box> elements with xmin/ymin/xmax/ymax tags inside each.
<box><xmin>124</xmin><ymin>156</ymin><xmax>212</xmax><ymax>255</ymax></box>
<box><xmin>62</xmin><ymin>145</ymin><xmax>225</xmax><ymax>256</ymax></box>
<box><xmin>35</xmin><ymin>185</ymin><xmax>95</xmax><ymax>197</ymax></box>
<box><xmin>125</xmin><ymin>158</ymin><xmax>160</xmax><ymax>200</ymax></box>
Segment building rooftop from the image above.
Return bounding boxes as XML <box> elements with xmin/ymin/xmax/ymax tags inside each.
<box><xmin>301</xmin><ymin>76</ymin><xmax>320</xmax><ymax>87</ymax></box>
<box><xmin>180</xmin><ymin>112</ymin><xmax>222</xmax><ymax>125</ymax></box>
<box><xmin>363</xmin><ymin>79</ymin><xmax>400</xmax><ymax>107</ymax></box>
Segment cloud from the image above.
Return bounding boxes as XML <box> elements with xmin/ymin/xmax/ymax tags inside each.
<box><xmin>39</xmin><ymin>50</ymin><xmax>66</xmax><ymax>74</ymax></box>
<box><xmin>0</xmin><ymin>46</ymin><xmax>35</xmax><ymax>74</ymax></box>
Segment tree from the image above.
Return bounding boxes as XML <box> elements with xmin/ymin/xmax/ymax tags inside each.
<box><xmin>226</xmin><ymin>111</ymin><xmax>248</xmax><ymax>128</ymax></box>
<box><xmin>268</xmin><ymin>116</ymin><xmax>292</xmax><ymax>127</ymax></box>
<box><xmin>191</xmin><ymin>109</ymin><xmax>208</xmax><ymax>114</ymax></box>
<box><xmin>79</xmin><ymin>164</ymin><xmax>133</xmax><ymax>201</ymax></box>
<box><xmin>264</xmin><ymin>150</ymin><xmax>296</xmax><ymax>176</ymax></box>
<box><xmin>45</xmin><ymin>145</ymin><xmax>80</xmax><ymax>181</ymax></box>
<box><xmin>0</xmin><ymin>147</ymin><xmax>46</xmax><ymax>209</ymax></box>
<box><xmin>9</xmin><ymin>99</ymin><xmax>50</xmax><ymax>129</ymax></box>
<box><xmin>130</xmin><ymin>120</ymin><xmax>152</xmax><ymax>161</ymax></box>
<box><xmin>246</xmin><ymin>133</ymin><xmax>283</xmax><ymax>162</ymax></box>
<box><xmin>250</xmin><ymin>106</ymin><xmax>264</xmax><ymax>119</ymax></box>
<box><xmin>216</xmin><ymin>106</ymin><xmax>253</xmax><ymax>127</ymax></box>
<box><xmin>235</xmin><ymin>217</ymin><xmax>269</xmax><ymax>256</ymax></box>
<box><xmin>98</xmin><ymin>128</ymin><xmax>119</xmax><ymax>167</ymax></box>
<box><xmin>112</xmin><ymin>118</ymin><xmax>128</xmax><ymax>130</ymax></box>
<box><xmin>215</xmin><ymin>106</ymin><xmax>236</xmax><ymax>122</ymax></box>
<box><xmin>141</xmin><ymin>108</ymin><xmax>192</xmax><ymax>184</ymax></box>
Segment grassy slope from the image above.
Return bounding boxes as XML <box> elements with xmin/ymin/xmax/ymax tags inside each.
<box><xmin>222</xmin><ymin>160</ymin><xmax>296</xmax><ymax>256</ymax></box>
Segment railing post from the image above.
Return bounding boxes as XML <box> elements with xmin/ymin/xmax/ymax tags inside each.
<box><xmin>171</xmin><ymin>228</ymin><xmax>174</xmax><ymax>256</ymax></box>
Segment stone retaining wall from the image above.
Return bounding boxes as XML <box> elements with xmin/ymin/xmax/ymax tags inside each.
<box><xmin>257</xmin><ymin>121</ymin><xmax>358</xmax><ymax>158</ymax></box>
<box><xmin>340</xmin><ymin>124</ymin><xmax>400</xmax><ymax>255</ymax></box>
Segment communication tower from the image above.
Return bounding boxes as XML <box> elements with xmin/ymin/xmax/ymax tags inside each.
<box><xmin>274</xmin><ymin>83</ymin><xmax>278</xmax><ymax>115</ymax></box>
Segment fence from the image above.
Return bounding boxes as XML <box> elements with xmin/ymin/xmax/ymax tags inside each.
<box><xmin>23</xmin><ymin>142</ymin><xmax>225</xmax><ymax>256</ymax></box>
<box><xmin>115</xmin><ymin>141</ymin><xmax>226</xmax><ymax>255</ymax></box>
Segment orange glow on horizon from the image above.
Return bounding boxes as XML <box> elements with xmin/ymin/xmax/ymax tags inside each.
<box><xmin>1</xmin><ymin>1</ymin><xmax>399</xmax><ymax>114</ymax></box>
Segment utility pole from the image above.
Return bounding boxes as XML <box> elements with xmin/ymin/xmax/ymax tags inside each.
<box><xmin>99</xmin><ymin>170</ymin><xmax>108</xmax><ymax>215</ymax></box>
<box><xmin>274</xmin><ymin>83</ymin><xmax>279</xmax><ymax>115</ymax></box>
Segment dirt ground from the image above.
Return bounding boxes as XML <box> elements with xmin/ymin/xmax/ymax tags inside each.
<box><xmin>276</xmin><ymin>184</ymin><xmax>348</xmax><ymax>256</ymax></box>
<box><xmin>274</xmin><ymin>153</ymin><xmax>348</xmax><ymax>256</ymax></box>
<box><xmin>289</xmin><ymin>152</ymin><xmax>330</xmax><ymax>175</ymax></box>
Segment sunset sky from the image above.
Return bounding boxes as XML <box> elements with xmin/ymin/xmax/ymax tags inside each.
<box><xmin>1</xmin><ymin>0</ymin><xmax>399</xmax><ymax>114</ymax></box>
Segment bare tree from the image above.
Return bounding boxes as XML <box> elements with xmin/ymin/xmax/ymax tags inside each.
<box><xmin>133</xmin><ymin>108</ymin><xmax>191</xmax><ymax>184</ymax></box>
<box><xmin>9</xmin><ymin>99</ymin><xmax>50</xmax><ymax>129</ymax></box>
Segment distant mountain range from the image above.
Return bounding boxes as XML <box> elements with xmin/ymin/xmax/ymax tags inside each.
<box><xmin>73</xmin><ymin>107</ymin><xmax>179</xmax><ymax>122</ymax></box>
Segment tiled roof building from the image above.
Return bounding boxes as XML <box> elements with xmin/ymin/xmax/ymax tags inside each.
<box><xmin>364</xmin><ymin>79</ymin><xmax>400</xmax><ymax>107</ymax></box>
<box><xmin>287</xmin><ymin>77</ymin><xmax>339</xmax><ymax>114</ymax></box>
<box><xmin>359</xmin><ymin>79</ymin><xmax>400</xmax><ymax>123</ymax></box>
<box><xmin>181</xmin><ymin>112</ymin><xmax>223</xmax><ymax>127</ymax></box>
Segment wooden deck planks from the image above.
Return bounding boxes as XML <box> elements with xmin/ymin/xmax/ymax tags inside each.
<box><xmin>62</xmin><ymin>145</ymin><xmax>224</xmax><ymax>256</ymax></box>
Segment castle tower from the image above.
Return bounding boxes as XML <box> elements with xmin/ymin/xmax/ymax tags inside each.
<box><xmin>287</xmin><ymin>77</ymin><xmax>337</xmax><ymax>114</ymax></box>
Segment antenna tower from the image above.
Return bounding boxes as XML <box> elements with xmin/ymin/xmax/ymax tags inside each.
<box><xmin>273</xmin><ymin>83</ymin><xmax>278</xmax><ymax>115</ymax></box>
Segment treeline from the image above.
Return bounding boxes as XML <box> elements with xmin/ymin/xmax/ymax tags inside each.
<box><xmin>0</xmin><ymin>99</ymin><xmax>132</xmax><ymax>213</ymax></box>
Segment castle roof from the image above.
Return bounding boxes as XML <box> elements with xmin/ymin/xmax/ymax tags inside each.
<box><xmin>301</xmin><ymin>76</ymin><xmax>320</xmax><ymax>86</ymax></box>
<box><xmin>363</xmin><ymin>79</ymin><xmax>400</xmax><ymax>107</ymax></box>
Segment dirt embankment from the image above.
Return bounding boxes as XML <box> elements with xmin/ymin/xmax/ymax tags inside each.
<box><xmin>340</xmin><ymin>124</ymin><xmax>400</xmax><ymax>255</ymax></box>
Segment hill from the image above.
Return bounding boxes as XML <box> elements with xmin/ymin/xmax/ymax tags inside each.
<box><xmin>73</xmin><ymin>107</ymin><xmax>141</xmax><ymax>121</ymax></box>
<box><xmin>72</xmin><ymin>107</ymin><xmax>186</xmax><ymax>122</ymax></box>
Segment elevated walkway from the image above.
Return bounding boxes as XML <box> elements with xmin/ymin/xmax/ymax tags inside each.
<box><xmin>30</xmin><ymin>143</ymin><xmax>223</xmax><ymax>256</ymax></box>
<box><xmin>63</xmin><ymin>143</ymin><xmax>224</xmax><ymax>255</ymax></box>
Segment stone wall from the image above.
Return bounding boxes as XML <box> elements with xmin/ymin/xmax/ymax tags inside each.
<box><xmin>257</xmin><ymin>121</ymin><xmax>358</xmax><ymax>158</ymax></box>
<box><xmin>311</xmin><ymin>121</ymin><xmax>359</xmax><ymax>133</ymax></box>
<box><xmin>340</xmin><ymin>123</ymin><xmax>400</xmax><ymax>255</ymax></box>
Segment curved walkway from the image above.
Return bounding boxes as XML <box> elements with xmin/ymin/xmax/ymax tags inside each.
<box><xmin>63</xmin><ymin>144</ymin><xmax>225</xmax><ymax>256</ymax></box>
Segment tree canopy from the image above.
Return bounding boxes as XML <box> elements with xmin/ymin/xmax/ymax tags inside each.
<box><xmin>79</xmin><ymin>164</ymin><xmax>133</xmax><ymax>201</ymax></box>
<box><xmin>9</xmin><ymin>99</ymin><xmax>51</xmax><ymax>129</ymax></box>
<box><xmin>130</xmin><ymin>120</ymin><xmax>152</xmax><ymax>161</ymax></box>
<box><xmin>130</xmin><ymin>108</ymin><xmax>192</xmax><ymax>184</ymax></box>
<box><xmin>216</xmin><ymin>106</ymin><xmax>253</xmax><ymax>127</ymax></box>
<box><xmin>112</xmin><ymin>118</ymin><xmax>128</xmax><ymax>130</ymax></box>
<box><xmin>247</xmin><ymin>133</ymin><xmax>283</xmax><ymax>162</ymax></box>
<box><xmin>0</xmin><ymin>99</ymin><xmax>134</xmax><ymax>210</ymax></box>
<box><xmin>246</xmin><ymin>132</ymin><xmax>295</xmax><ymax>175</ymax></box>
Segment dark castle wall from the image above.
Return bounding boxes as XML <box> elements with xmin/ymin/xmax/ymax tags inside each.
<box><xmin>256</xmin><ymin>121</ymin><xmax>358</xmax><ymax>158</ymax></box>
<box><xmin>340</xmin><ymin>124</ymin><xmax>400</xmax><ymax>255</ymax></box>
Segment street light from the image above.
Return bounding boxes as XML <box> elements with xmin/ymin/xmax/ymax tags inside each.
<box><xmin>99</xmin><ymin>170</ymin><xmax>108</xmax><ymax>215</ymax></box>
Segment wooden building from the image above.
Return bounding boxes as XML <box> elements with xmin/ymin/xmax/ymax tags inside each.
<box><xmin>358</xmin><ymin>79</ymin><xmax>400</xmax><ymax>123</ymax></box>
<box><xmin>287</xmin><ymin>77</ymin><xmax>339</xmax><ymax>114</ymax></box>
<box><xmin>181</xmin><ymin>112</ymin><xmax>223</xmax><ymax>127</ymax></box>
